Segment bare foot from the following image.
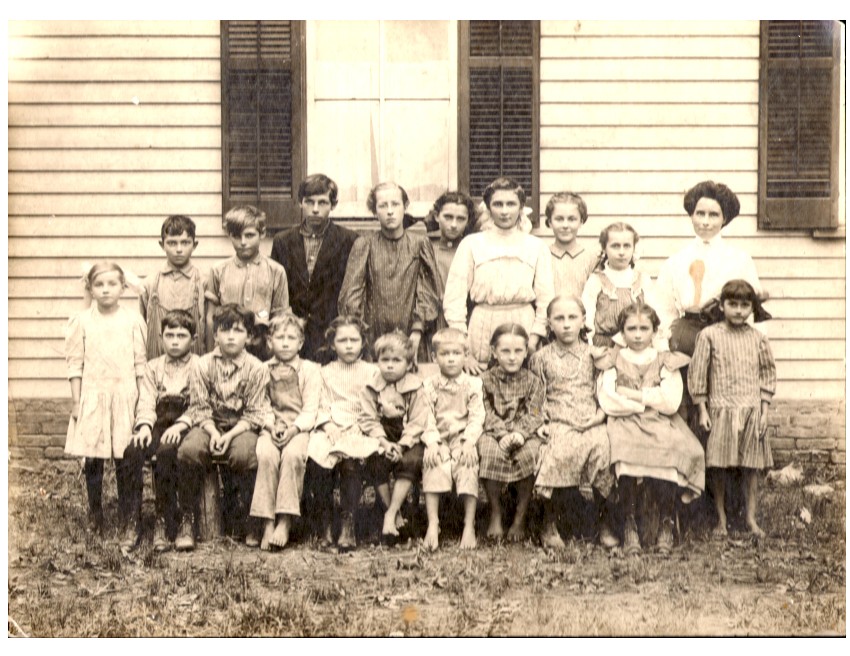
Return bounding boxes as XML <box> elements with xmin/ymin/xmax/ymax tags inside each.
<box><xmin>382</xmin><ymin>510</ymin><xmax>400</xmax><ymax>537</ymax></box>
<box><xmin>747</xmin><ymin>519</ymin><xmax>765</xmax><ymax>538</ymax></box>
<box><xmin>540</xmin><ymin>521</ymin><xmax>565</xmax><ymax>549</ymax></box>
<box><xmin>269</xmin><ymin>518</ymin><xmax>291</xmax><ymax>549</ymax></box>
<box><xmin>460</xmin><ymin>524</ymin><xmax>478</xmax><ymax>550</ymax></box>
<box><xmin>506</xmin><ymin>523</ymin><xmax>526</xmax><ymax>543</ymax></box>
<box><xmin>320</xmin><ymin>523</ymin><xmax>334</xmax><ymax>549</ymax></box>
<box><xmin>423</xmin><ymin>523</ymin><xmax>439</xmax><ymax>551</ymax></box>
<box><xmin>260</xmin><ymin>519</ymin><xmax>275</xmax><ymax>551</ymax></box>
<box><xmin>712</xmin><ymin>524</ymin><xmax>728</xmax><ymax>540</ymax></box>
<box><xmin>486</xmin><ymin>516</ymin><xmax>504</xmax><ymax>540</ymax></box>
<box><xmin>395</xmin><ymin>513</ymin><xmax>406</xmax><ymax>531</ymax></box>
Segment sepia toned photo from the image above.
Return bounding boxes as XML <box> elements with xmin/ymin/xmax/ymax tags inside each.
<box><xmin>6</xmin><ymin>19</ymin><xmax>846</xmax><ymax>637</ymax></box>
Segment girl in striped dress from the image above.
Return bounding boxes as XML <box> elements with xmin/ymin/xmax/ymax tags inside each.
<box><xmin>689</xmin><ymin>280</ymin><xmax>777</xmax><ymax>539</ymax></box>
<box><xmin>478</xmin><ymin>323</ymin><xmax>546</xmax><ymax>542</ymax></box>
<box><xmin>581</xmin><ymin>223</ymin><xmax>653</xmax><ymax>348</ymax></box>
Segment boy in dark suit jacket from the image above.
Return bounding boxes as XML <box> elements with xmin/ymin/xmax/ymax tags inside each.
<box><xmin>271</xmin><ymin>174</ymin><xmax>359</xmax><ymax>363</ymax></box>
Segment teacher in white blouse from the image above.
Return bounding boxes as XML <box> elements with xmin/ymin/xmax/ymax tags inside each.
<box><xmin>654</xmin><ymin>180</ymin><xmax>764</xmax><ymax>357</ymax></box>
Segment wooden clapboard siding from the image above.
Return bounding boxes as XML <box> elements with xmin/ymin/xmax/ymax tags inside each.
<box><xmin>7</xmin><ymin>20</ymin><xmax>230</xmax><ymax>401</ymax></box>
<box><xmin>539</xmin><ymin>20</ymin><xmax>845</xmax><ymax>400</ymax></box>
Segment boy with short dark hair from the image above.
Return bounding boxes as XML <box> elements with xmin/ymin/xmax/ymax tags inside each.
<box><xmin>175</xmin><ymin>304</ymin><xmax>270</xmax><ymax>551</ymax></box>
<box><xmin>206</xmin><ymin>205</ymin><xmax>289</xmax><ymax>360</ymax></box>
<box><xmin>140</xmin><ymin>215</ymin><xmax>206</xmax><ymax>358</ymax></box>
<box><xmin>121</xmin><ymin>310</ymin><xmax>199</xmax><ymax>552</ymax></box>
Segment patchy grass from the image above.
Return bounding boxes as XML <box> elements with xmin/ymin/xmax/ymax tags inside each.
<box><xmin>7</xmin><ymin>463</ymin><xmax>845</xmax><ymax>637</ymax></box>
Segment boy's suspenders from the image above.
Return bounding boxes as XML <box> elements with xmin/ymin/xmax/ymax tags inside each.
<box><xmin>146</xmin><ymin>271</ymin><xmax>164</xmax><ymax>359</ymax></box>
<box><xmin>147</xmin><ymin>269</ymin><xmax>206</xmax><ymax>357</ymax></box>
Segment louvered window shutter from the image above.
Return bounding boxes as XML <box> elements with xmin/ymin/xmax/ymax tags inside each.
<box><xmin>221</xmin><ymin>21</ymin><xmax>305</xmax><ymax>229</ymax></box>
<box><xmin>758</xmin><ymin>20</ymin><xmax>840</xmax><ymax>230</ymax></box>
<box><xmin>460</xmin><ymin>21</ymin><xmax>540</xmax><ymax>223</ymax></box>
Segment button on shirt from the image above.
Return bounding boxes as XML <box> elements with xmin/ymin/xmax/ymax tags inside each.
<box><xmin>299</xmin><ymin>220</ymin><xmax>330</xmax><ymax>279</ymax></box>
<box><xmin>206</xmin><ymin>253</ymin><xmax>289</xmax><ymax>325</ymax></box>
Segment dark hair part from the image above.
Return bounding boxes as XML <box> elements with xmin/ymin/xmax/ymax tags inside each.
<box><xmin>720</xmin><ymin>279</ymin><xmax>761</xmax><ymax>309</ymax></box>
<box><xmin>373</xmin><ymin>330</ymin><xmax>415</xmax><ymax>365</ymax></box>
<box><xmin>489</xmin><ymin>322</ymin><xmax>530</xmax><ymax>348</ymax></box>
<box><xmin>483</xmin><ymin>177</ymin><xmax>526</xmax><ymax>210</ymax></box>
<box><xmin>161</xmin><ymin>215</ymin><xmax>197</xmax><ymax>241</ymax></box>
<box><xmin>367</xmin><ymin>182</ymin><xmax>410</xmax><ymax>215</ymax></box>
<box><xmin>544</xmin><ymin>192</ymin><xmax>588</xmax><ymax>227</ymax></box>
<box><xmin>424</xmin><ymin>191</ymin><xmax>478</xmax><ymax>238</ymax></box>
<box><xmin>85</xmin><ymin>261</ymin><xmax>125</xmax><ymax>291</ymax></box>
<box><xmin>546</xmin><ymin>295</ymin><xmax>590</xmax><ymax>344</ymax></box>
<box><xmin>213</xmin><ymin>304</ymin><xmax>255</xmax><ymax>335</ymax></box>
<box><xmin>683</xmin><ymin>180</ymin><xmax>740</xmax><ymax>226</ymax></box>
<box><xmin>223</xmin><ymin>205</ymin><xmax>266</xmax><ymax>237</ymax></box>
<box><xmin>598</xmin><ymin>222</ymin><xmax>639</xmax><ymax>270</ymax></box>
<box><xmin>298</xmin><ymin>173</ymin><xmax>339</xmax><ymax>208</ymax></box>
<box><xmin>160</xmin><ymin>309</ymin><xmax>197</xmax><ymax>337</ymax></box>
<box><xmin>616</xmin><ymin>302</ymin><xmax>661</xmax><ymax>334</ymax></box>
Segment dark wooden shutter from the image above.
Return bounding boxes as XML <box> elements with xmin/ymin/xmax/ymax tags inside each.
<box><xmin>460</xmin><ymin>21</ymin><xmax>540</xmax><ymax>223</ymax></box>
<box><xmin>758</xmin><ymin>20</ymin><xmax>840</xmax><ymax>230</ymax></box>
<box><xmin>221</xmin><ymin>21</ymin><xmax>305</xmax><ymax>229</ymax></box>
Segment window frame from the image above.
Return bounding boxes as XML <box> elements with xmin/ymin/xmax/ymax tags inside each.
<box><xmin>220</xmin><ymin>20</ymin><xmax>307</xmax><ymax>230</ymax></box>
<box><xmin>458</xmin><ymin>21</ymin><xmax>541</xmax><ymax>224</ymax></box>
<box><xmin>757</xmin><ymin>20</ymin><xmax>841</xmax><ymax>232</ymax></box>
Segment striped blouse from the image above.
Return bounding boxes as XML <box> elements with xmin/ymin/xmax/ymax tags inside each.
<box><xmin>315</xmin><ymin>359</ymin><xmax>381</xmax><ymax>430</ymax></box>
<box><xmin>549</xmin><ymin>243</ymin><xmax>598</xmax><ymax>299</ymax></box>
<box><xmin>689</xmin><ymin>322</ymin><xmax>776</xmax><ymax>408</ymax></box>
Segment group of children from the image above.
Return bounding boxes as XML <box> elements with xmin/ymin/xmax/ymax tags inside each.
<box><xmin>65</xmin><ymin>174</ymin><xmax>777</xmax><ymax>557</ymax></box>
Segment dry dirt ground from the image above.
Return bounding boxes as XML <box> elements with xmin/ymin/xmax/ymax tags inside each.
<box><xmin>7</xmin><ymin>462</ymin><xmax>846</xmax><ymax>637</ymax></box>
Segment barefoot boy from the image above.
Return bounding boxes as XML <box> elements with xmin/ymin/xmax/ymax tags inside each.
<box><xmin>421</xmin><ymin>328</ymin><xmax>485</xmax><ymax>550</ymax></box>
<box><xmin>249</xmin><ymin>311</ymin><xmax>321</xmax><ymax>550</ymax></box>
<box><xmin>121</xmin><ymin>310</ymin><xmax>199</xmax><ymax>551</ymax></box>
<box><xmin>175</xmin><ymin>304</ymin><xmax>270</xmax><ymax>550</ymax></box>
<box><xmin>206</xmin><ymin>205</ymin><xmax>289</xmax><ymax>360</ymax></box>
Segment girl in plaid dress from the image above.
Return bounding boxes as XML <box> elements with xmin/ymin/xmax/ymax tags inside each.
<box><xmin>478</xmin><ymin>323</ymin><xmax>546</xmax><ymax>542</ymax></box>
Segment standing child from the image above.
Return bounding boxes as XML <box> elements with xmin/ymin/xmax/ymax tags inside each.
<box><xmin>598</xmin><ymin>303</ymin><xmax>705</xmax><ymax>555</ymax></box>
<box><xmin>65</xmin><ymin>262</ymin><xmax>147</xmax><ymax>533</ymax></box>
<box><xmin>359</xmin><ymin>332</ymin><xmax>432</xmax><ymax>545</ymax></box>
<box><xmin>443</xmin><ymin>177</ymin><xmax>554</xmax><ymax>374</ymax></box>
<box><xmin>689</xmin><ymin>280</ymin><xmax>777</xmax><ymax>538</ymax></box>
<box><xmin>545</xmin><ymin>193</ymin><xmax>598</xmax><ymax>298</ymax></box>
<box><xmin>307</xmin><ymin>316</ymin><xmax>382</xmax><ymax>552</ymax></box>
<box><xmin>529</xmin><ymin>296</ymin><xmax>616</xmax><ymax>549</ymax></box>
<box><xmin>175</xmin><ymin>304</ymin><xmax>270</xmax><ymax>551</ymax></box>
<box><xmin>581</xmin><ymin>223</ymin><xmax>652</xmax><ymax>348</ymax></box>
<box><xmin>122</xmin><ymin>310</ymin><xmax>198</xmax><ymax>551</ymax></box>
<box><xmin>338</xmin><ymin>181</ymin><xmax>440</xmax><ymax>363</ymax></box>
<box><xmin>139</xmin><ymin>215</ymin><xmax>206</xmax><ymax>359</ymax></box>
<box><xmin>206</xmin><ymin>205</ymin><xmax>289</xmax><ymax>360</ymax></box>
<box><xmin>425</xmin><ymin>191</ymin><xmax>478</xmax><ymax>329</ymax></box>
<box><xmin>421</xmin><ymin>328</ymin><xmax>485</xmax><ymax>551</ymax></box>
<box><xmin>477</xmin><ymin>323</ymin><xmax>546</xmax><ymax>542</ymax></box>
<box><xmin>250</xmin><ymin>311</ymin><xmax>322</xmax><ymax>551</ymax></box>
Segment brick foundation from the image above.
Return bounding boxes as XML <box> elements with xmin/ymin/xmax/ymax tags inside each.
<box><xmin>8</xmin><ymin>397</ymin><xmax>846</xmax><ymax>476</ymax></box>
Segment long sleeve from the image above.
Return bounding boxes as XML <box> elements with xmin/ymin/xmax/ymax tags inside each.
<box><xmin>205</xmin><ymin>264</ymin><xmax>222</xmax><ymax>305</ymax></box>
<box><xmin>581</xmin><ymin>273</ymin><xmax>603</xmax><ymax>337</ymax></box>
<box><xmin>653</xmin><ymin>260</ymin><xmax>679</xmax><ymax>341</ymax></box>
<box><xmin>186</xmin><ymin>357</ymin><xmax>213</xmax><ymax>428</ymax></box>
<box><xmin>241</xmin><ymin>363</ymin><xmax>272</xmax><ymax>431</ymax></box>
<box><xmin>337</xmin><ymin>236</ymin><xmax>369</xmax><ymax>321</ymax></box>
<box><xmin>512</xmin><ymin>373</ymin><xmax>546</xmax><ymax>439</ymax></box>
<box><xmin>642</xmin><ymin>367</ymin><xmax>683</xmax><ymax>415</ymax></box>
<box><xmin>358</xmin><ymin>385</ymin><xmax>387</xmax><ymax>440</ymax></box>
<box><xmin>442</xmin><ymin>238</ymin><xmax>475</xmax><ymax>333</ymax></box>
<box><xmin>688</xmin><ymin>331</ymin><xmax>711</xmax><ymax>405</ymax></box>
<box><xmin>597</xmin><ymin>367</ymin><xmax>645</xmax><ymax>416</ymax></box>
<box><xmin>411</xmin><ymin>237</ymin><xmax>441</xmax><ymax>333</ymax></box>
<box><xmin>482</xmin><ymin>380</ymin><xmax>510</xmax><ymax>439</ymax></box>
<box><xmin>132</xmin><ymin>313</ymin><xmax>148</xmax><ymax>377</ymax></box>
<box><xmin>292</xmin><ymin>363</ymin><xmax>322</xmax><ymax>432</ymax></box>
<box><xmin>134</xmin><ymin>362</ymin><xmax>159</xmax><ymax>429</ymax></box>
<box><xmin>138</xmin><ymin>281</ymin><xmax>150</xmax><ymax>321</ymax></box>
<box><xmin>64</xmin><ymin>313</ymin><xmax>85</xmax><ymax>379</ymax></box>
<box><xmin>461</xmin><ymin>376</ymin><xmax>485</xmax><ymax>446</ymax></box>
<box><xmin>530</xmin><ymin>242</ymin><xmax>555</xmax><ymax>338</ymax></box>
<box><xmin>758</xmin><ymin>334</ymin><xmax>777</xmax><ymax>403</ymax></box>
<box><xmin>269</xmin><ymin>261</ymin><xmax>290</xmax><ymax>315</ymax></box>
<box><xmin>399</xmin><ymin>387</ymin><xmax>435</xmax><ymax>448</ymax></box>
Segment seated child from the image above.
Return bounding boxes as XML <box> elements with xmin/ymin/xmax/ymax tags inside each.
<box><xmin>121</xmin><ymin>310</ymin><xmax>199</xmax><ymax>552</ymax></box>
<box><xmin>206</xmin><ymin>205</ymin><xmax>289</xmax><ymax>360</ymax></box>
<box><xmin>250</xmin><ymin>311</ymin><xmax>322</xmax><ymax>550</ymax></box>
<box><xmin>529</xmin><ymin>296</ymin><xmax>616</xmax><ymax>549</ymax></box>
<box><xmin>477</xmin><ymin>323</ymin><xmax>546</xmax><ymax>542</ymax></box>
<box><xmin>139</xmin><ymin>215</ymin><xmax>206</xmax><ymax>359</ymax></box>
<box><xmin>307</xmin><ymin>316</ymin><xmax>382</xmax><ymax>552</ymax></box>
<box><xmin>421</xmin><ymin>328</ymin><xmax>485</xmax><ymax>551</ymax></box>
<box><xmin>359</xmin><ymin>331</ymin><xmax>432</xmax><ymax>545</ymax></box>
<box><xmin>597</xmin><ymin>302</ymin><xmax>705</xmax><ymax>556</ymax></box>
<box><xmin>175</xmin><ymin>304</ymin><xmax>270</xmax><ymax>551</ymax></box>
